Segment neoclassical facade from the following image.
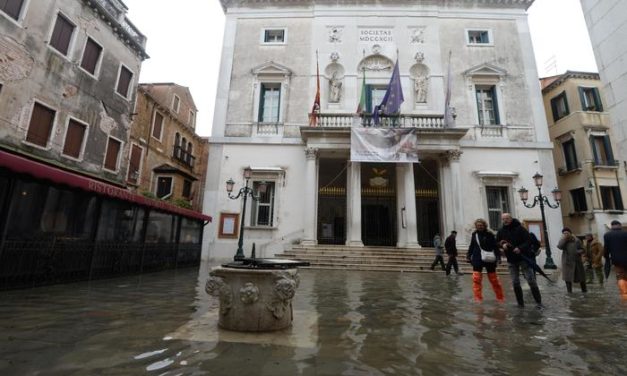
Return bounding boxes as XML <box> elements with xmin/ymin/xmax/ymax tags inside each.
<box><xmin>203</xmin><ymin>0</ymin><xmax>562</xmax><ymax>262</ymax></box>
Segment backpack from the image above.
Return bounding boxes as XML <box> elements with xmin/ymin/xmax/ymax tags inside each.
<box><xmin>529</xmin><ymin>233</ymin><xmax>541</xmax><ymax>256</ymax></box>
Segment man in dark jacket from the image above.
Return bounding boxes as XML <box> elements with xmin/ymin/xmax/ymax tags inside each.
<box><xmin>445</xmin><ymin>230</ymin><xmax>462</xmax><ymax>276</ymax></box>
<box><xmin>496</xmin><ymin>213</ymin><xmax>542</xmax><ymax>308</ymax></box>
<box><xmin>603</xmin><ymin>220</ymin><xmax>627</xmax><ymax>300</ymax></box>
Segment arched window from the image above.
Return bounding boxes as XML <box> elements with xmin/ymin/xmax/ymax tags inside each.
<box><xmin>187</xmin><ymin>142</ymin><xmax>193</xmax><ymax>163</ymax></box>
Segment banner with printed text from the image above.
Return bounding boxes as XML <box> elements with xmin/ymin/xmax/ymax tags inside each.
<box><xmin>350</xmin><ymin>128</ymin><xmax>420</xmax><ymax>163</ymax></box>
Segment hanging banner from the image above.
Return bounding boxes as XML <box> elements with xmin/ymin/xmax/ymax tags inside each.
<box><xmin>350</xmin><ymin>128</ymin><xmax>420</xmax><ymax>163</ymax></box>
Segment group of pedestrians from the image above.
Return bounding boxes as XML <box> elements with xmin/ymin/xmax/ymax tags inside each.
<box><xmin>430</xmin><ymin>214</ymin><xmax>627</xmax><ymax>306</ymax></box>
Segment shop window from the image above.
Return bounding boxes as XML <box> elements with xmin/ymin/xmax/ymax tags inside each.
<box><xmin>145</xmin><ymin>211</ymin><xmax>175</xmax><ymax>243</ymax></box>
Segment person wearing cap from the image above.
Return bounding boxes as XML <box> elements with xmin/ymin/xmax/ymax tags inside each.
<box><xmin>444</xmin><ymin>230</ymin><xmax>462</xmax><ymax>276</ymax></box>
<box><xmin>557</xmin><ymin>227</ymin><xmax>587</xmax><ymax>293</ymax></box>
<box><xmin>603</xmin><ymin>220</ymin><xmax>627</xmax><ymax>299</ymax></box>
<box><xmin>583</xmin><ymin>233</ymin><xmax>604</xmax><ymax>284</ymax></box>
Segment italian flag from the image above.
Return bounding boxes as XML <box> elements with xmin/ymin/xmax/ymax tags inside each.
<box><xmin>356</xmin><ymin>70</ymin><xmax>366</xmax><ymax>114</ymax></box>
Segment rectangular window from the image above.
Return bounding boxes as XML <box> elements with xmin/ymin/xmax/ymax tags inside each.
<box><xmin>127</xmin><ymin>144</ymin><xmax>142</xmax><ymax>184</ymax></box>
<box><xmin>570</xmin><ymin>188</ymin><xmax>588</xmax><ymax>212</ymax></box>
<box><xmin>579</xmin><ymin>87</ymin><xmax>603</xmax><ymax>112</ymax></box>
<box><xmin>80</xmin><ymin>37</ymin><xmax>103</xmax><ymax>75</ymax></box>
<box><xmin>550</xmin><ymin>91</ymin><xmax>570</xmax><ymax>122</ymax></box>
<box><xmin>486</xmin><ymin>186</ymin><xmax>510</xmax><ymax>230</ymax></box>
<box><xmin>172</xmin><ymin>95</ymin><xmax>180</xmax><ymax>113</ymax></box>
<box><xmin>1</xmin><ymin>0</ymin><xmax>25</xmax><ymax>21</ymax></box>
<box><xmin>62</xmin><ymin>119</ymin><xmax>86</xmax><ymax>158</ymax></box>
<box><xmin>258</xmin><ymin>83</ymin><xmax>281</xmax><ymax>123</ymax></box>
<box><xmin>263</xmin><ymin>29</ymin><xmax>285</xmax><ymax>43</ymax></box>
<box><xmin>26</xmin><ymin>102</ymin><xmax>56</xmax><ymax>147</ymax></box>
<box><xmin>116</xmin><ymin>65</ymin><xmax>133</xmax><ymax>98</ymax></box>
<box><xmin>251</xmin><ymin>181</ymin><xmax>275</xmax><ymax>226</ymax></box>
<box><xmin>600</xmin><ymin>186</ymin><xmax>623</xmax><ymax>211</ymax></box>
<box><xmin>103</xmin><ymin>137</ymin><xmax>121</xmax><ymax>171</ymax></box>
<box><xmin>189</xmin><ymin>110</ymin><xmax>195</xmax><ymax>127</ymax></box>
<box><xmin>590</xmin><ymin>135</ymin><xmax>615</xmax><ymax>166</ymax></box>
<box><xmin>156</xmin><ymin>176</ymin><xmax>173</xmax><ymax>199</ymax></box>
<box><xmin>182</xmin><ymin>179</ymin><xmax>192</xmax><ymax>199</ymax></box>
<box><xmin>476</xmin><ymin>86</ymin><xmax>499</xmax><ymax>125</ymax></box>
<box><xmin>49</xmin><ymin>13</ymin><xmax>75</xmax><ymax>55</ymax></box>
<box><xmin>467</xmin><ymin>30</ymin><xmax>490</xmax><ymax>44</ymax></box>
<box><xmin>151</xmin><ymin>111</ymin><xmax>164</xmax><ymax>140</ymax></box>
<box><xmin>562</xmin><ymin>139</ymin><xmax>579</xmax><ymax>171</ymax></box>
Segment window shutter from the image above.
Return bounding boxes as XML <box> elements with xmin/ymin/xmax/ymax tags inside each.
<box><xmin>127</xmin><ymin>144</ymin><xmax>142</xmax><ymax>183</ymax></box>
<box><xmin>613</xmin><ymin>187</ymin><xmax>624</xmax><ymax>210</ymax></box>
<box><xmin>80</xmin><ymin>38</ymin><xmax>102</xmax><ymax>74</ymax></box>
<box><xmin>590</xmin><ymin>136</ymin><xmax>600</xmax><ymax>165</ymax></box>
<box><xmin>116</xmin><ymin>66</ymin><xmax>132</xmax><ymax>97</ymax></box>
<box><xmin>26</xmin><ymin>103</ymin><xmax>55</xmax><ymax>146</ymax></box>
<box><xmin>258</xmin><ymin>85</ymin><xmax>266</xmax><ymax>122</ymax></box>
<box><xmin>491</xmin><ymin>86</ymin><xmax>500</xmax><ymax>124</ymax></box>
<box><xmin>62</xmin><ymin>119</ymin><xmax>86</xmax><ymax>158</ymax></box>
<box><xmin>563</xmin><ymin>92</ymin><xmax>570</xmax><ymax>115</ymax></box>
<box><xmin>551</xmin><ymin>97</ymin><xmax>559</xmax><ymax>122</ymax></box>
<box><xmin>603</xmin><ymin>135</ymin><xmax>615</xmax><ymax>164</ymax></box>
<box><xmin>104</xmin><ymin>138</ymin><xmax>121</xmax><ymax>171</ymax></box>
<box><xmin>152</xmin><ymin>112</ymin><xmax>163</xmax><ymax>139</ymax></box>
<box><xmin>2</xmin><ymin>0</ymin><xmax>25</xmax><ymax>20</ymax></box>
<box><xmin>593</xmin><ymin>88</ymin><xmax>603</xmax><ymax>112</ymax></box>
<box><xmin>578</xmin><ymin>87</ymin><xmax>587</xmax><ymax>111</ymax></box>
<box><xmin>50</xmin><ymin>15</ymin><xmax>74</xmax><ymax>55</ymax></box>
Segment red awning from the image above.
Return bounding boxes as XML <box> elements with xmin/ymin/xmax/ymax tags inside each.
<box><xmin>0</xmin><ymin>150</ymin><xmax>212</xmax><ymax>222</ymax></box>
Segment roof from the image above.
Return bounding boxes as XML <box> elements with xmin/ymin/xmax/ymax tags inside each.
<box><xmin>540</xmin><ymin>71</ymin><xmax>600</xmax><ymax>93</ymax></box>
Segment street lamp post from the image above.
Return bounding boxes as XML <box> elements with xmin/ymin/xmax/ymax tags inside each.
<box><xmin>226</xmin><ymin>168</ymin><xmax>266</xmax><ymax>261</ymax></box>
<box><xmin>517</xmin><ymin>172</ymin><xmax>562</xmax><ymax>269</ymax></box>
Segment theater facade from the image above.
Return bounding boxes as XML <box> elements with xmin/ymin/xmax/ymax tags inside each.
<box><xmin>203</xmin><ymin>0</ymin><xmax>563</xmax><ymax>262</ymax></box>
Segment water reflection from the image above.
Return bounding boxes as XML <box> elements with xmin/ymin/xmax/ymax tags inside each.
<box><xmin>0</xmin><ymin>267</ymin><xmax>625</xmax><ymax>375</ymax></box>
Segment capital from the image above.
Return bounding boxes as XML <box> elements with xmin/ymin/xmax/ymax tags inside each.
<box><xmin>305</xmin><ymin>147</ymin><xmax>318</xmax><ymax>160</ymax></box>
<box><xmin>446</xmin><ymin>149</ymin><xmax>463</xmax><ymax>161</ymax></box>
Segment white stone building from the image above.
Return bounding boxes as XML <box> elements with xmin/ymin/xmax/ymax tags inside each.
<box><xmin>203</xmin><ymin>0</ymin><xmax>562</xmax><ymax>263</ymax></box>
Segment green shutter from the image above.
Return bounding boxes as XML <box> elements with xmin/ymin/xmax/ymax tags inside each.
<box><xmin>590</xmin><ymin>136</ymin><xmax>600</xmax><ymax>165</ymax></box>
<box><xmin>593</xmin><ymin>88</ymin><xmax>603</xmax><ymax>111</ymax></box>
<box><xmin>258</xmin><ymin>85</ymin><xmax>265</xmax><ymax>122</ymax></box>
<box><xmin>491</xmin><ymin>86</ymin><xmax>500</xmax><ymax>124</ymax></box>
<box><xmin>578</xmin><ymin>87</ymin><xmax>587</xmax><ymax>111</ymax></box>
<box><xmin>603</xmin><ymin>135</ymin><xmax>615</xmax><ymax>164</ymax></box>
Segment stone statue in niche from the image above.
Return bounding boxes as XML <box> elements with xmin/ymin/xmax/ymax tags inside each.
<box><xmin>329</xmin><ymin>72</ymin><xmax>342</xmax><ymax>103</ymax></box>
<box><xmin>414</xmin><ymin>75</ymin><xmax>428</xmax><ymax>103</ymax></box>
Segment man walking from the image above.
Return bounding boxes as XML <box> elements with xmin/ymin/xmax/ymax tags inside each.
<box><xmin>445</xmin><ymin>230</ymin><xmax>462</xmax><ymax>276</ymax></box>
<box><xmin>430</xmin><ymin>233</ymin><xmax>446</xmax><ymax>271</ymax></box>
<box><xmin>583</xmin><ymin>233</ymin><xmax>604</xmax><ymax>284</ymax></box>
<box><xmin>496</xmin><ymin>213</ymin><xmax>543</xmax><ymax>308</ymax></box>
<box><xmin>603</xmin><ymin>220</ymin><xmax>627</xmax><ymax>300</ymax></box>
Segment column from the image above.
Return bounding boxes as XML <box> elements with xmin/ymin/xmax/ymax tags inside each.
<box><xmin>301</xmin><ymin>147</ymin><xmax>318</xmax><ymax>245</ymax></box>
<box><xmin>346</xmin><ymin>161</ymin><xmax>364</xmax><ymax>247</ymax></box>
<box><xmin>403</xmin><ymin>163</ymin><xmax>420</xmax><ymax>248</ymax></box>
<box><xmin>396</xmin><ymin>165</ymin><xmax>407</xmax><ymax>247</ymax></box>
<box><xmin>447</xmin><ymin>149</ymin><xmax>467</xmax><ymax>247</ymax></box>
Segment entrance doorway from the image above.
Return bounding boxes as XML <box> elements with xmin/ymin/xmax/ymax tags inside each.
<box><xmin>361</xmin><ymin>163</ymin><xmax>397</xmax><ymax>246</ymax></box>
<box><xmin>317</xmin><ymin>159</ymin><xmax>347</xmax><ymax>245</ymax></box>
<box><xmin>414</xmin><ymin>159</ymin><xmax>440</xmax><ymax>247</ymax></box>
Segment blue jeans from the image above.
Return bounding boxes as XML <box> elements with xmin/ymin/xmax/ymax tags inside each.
<box><xmin>508</xmin><ymin>261</ymin><xmax>538</xmax><ymax>288</ymax></box>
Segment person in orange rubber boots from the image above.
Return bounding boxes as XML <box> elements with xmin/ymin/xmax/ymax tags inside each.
<box><xmin>466</xmin><ymin>218</ymin><xmax>504</xmax><ymax>303</ymax></box>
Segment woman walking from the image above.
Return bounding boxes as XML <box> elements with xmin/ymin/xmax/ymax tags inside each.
<box><xmin>467</xmin><ymin>218</ymin><xmax>504</xmax><ymax>302</ymax></box>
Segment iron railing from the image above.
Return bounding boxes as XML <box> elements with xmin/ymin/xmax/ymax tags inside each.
<box><xmin>173</xmin><ymin>146</ymin><xmax>196</xmax><ymax>168</ymax></box>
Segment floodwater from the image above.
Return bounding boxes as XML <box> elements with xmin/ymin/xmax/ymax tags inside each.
<box><xmin>1</xmin><ymin>265</ymin><xmax>625</xmax><ymax>376</ymax></box>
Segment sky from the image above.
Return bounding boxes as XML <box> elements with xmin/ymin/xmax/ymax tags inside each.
<box><xmin>124</xmin><ymin>0</ymin><xmax>597</xmax><ymax>137</ymax></box>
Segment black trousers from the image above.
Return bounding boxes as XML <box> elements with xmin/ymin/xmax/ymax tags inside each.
<box><xmin>431</xmin><ymin>255</ymin><xmax>445</xmax><ymax>270</ymax></box>
<box><xmin>446</xmin><ymin>255</ymin><xmax>459</xmax><ymax>275</ymax></box>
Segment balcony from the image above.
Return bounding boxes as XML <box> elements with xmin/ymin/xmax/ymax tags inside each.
<box><xmin>558</xmin><ymin>162</ymin><xmax>582</xmax><ymax>176</ymax></box>
<box><xmin>593</xmin><ymin>160</ymin><xmax>620</xmax><ymax>169</ymax></box>
<box><xmin>173</xmin><ymin>146</ymin><xmax>195</xmax><ymax>169</ymax></box>
<box><xmin>88</xmin><ymin>0</ymin><xmax>148</xmax><ymax>53</ymax></box>
<box><xmin>310</xmin><ymin>113</ymin><xmax>445</xmax><ymax>129</ymax></box>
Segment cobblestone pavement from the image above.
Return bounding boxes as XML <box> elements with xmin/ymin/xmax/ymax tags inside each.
<box><xmin>0</xmin><ymin>264</ymin><xmax>625</xmax><ymax>375</ymax></box>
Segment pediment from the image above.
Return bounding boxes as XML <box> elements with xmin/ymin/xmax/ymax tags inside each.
<box><xmin>464</xmin><ymin>63</ymin><xmax>507</xmax><ymax>78</ymax></box>
<box><xmin>251</xmin><ymin>61</ymin><xmax>292</xmax><ymax>76</ymax></box>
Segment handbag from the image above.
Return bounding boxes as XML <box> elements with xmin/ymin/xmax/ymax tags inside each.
<box><xmin>476</xmin><ymin>233</ymin><xmax>496</xmax><ymax>263</ymax></box>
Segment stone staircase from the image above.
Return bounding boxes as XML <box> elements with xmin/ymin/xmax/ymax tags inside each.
<box><xmin>275</xmin><ymin>245</ymin><xmax>510</xmax><ymax>274</ymax></box>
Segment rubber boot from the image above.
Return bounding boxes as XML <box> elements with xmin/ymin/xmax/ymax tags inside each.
<box><xmin>618</xmin><ymin>279</ymin><xmax>627</xmax><ymax>300</ymax></box>
<box><xmin>566</xmin><ymin>281</ymin><xmax>573</xmax><ymax>293</ymax></box>
<box><xmin>530</xmin><ymin>285</ymin><xmax>543</xmax><ymax>308</ymax></box>
<box><xmin>487</xmin><ymin>272</ymin><xmax>505</xmax><ymax>302</ymax></box>
<box><xmin>580</xmin><ymin>281</ymin><xmax>587</xmax><ymax>293</ymax></box>
<box><xmin>472</xmin><ymin>272</ymin><xmax>483</xmax><ymax>302</ymax></box>
<box><xmin>513</xmin><ymin>285</ymin><xmax>524</xmax><ymax>307</ymax></box>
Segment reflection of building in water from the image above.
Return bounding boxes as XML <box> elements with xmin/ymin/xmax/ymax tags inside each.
<box><xmin>204</xmin><ymin>0</ymin><xmax>562</xmax><ymax>264</ymax></box>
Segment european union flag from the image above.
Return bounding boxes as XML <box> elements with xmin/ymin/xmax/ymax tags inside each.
<box><xmin>373</xmin><ymin>60</ymin><xmax>404</xmax><ymax>125</ymax></box>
